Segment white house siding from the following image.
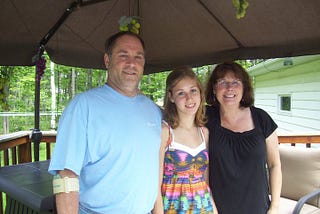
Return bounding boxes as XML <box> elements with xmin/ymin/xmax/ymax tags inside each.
<box><xmin>249</xmin><ymin>55</ymin><xmax>320</xmax><ymax>134</ymax></box>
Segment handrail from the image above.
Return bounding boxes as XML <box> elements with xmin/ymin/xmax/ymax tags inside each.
<box><xmin>0</xmin><ymin>131</ymin><xmax>57</xmax><ymax>166</ymax></box>
<box><xmin>0</xmin><ymin>131</ymin><xmax>56</xmax><ymax>214</ymax></box>
<box><xmin>1</xmin><ymin>131</ymin><xmax>319</xmax><ymax>165</ymax></box>
<box><xmin>278</xmin><ymin>133</ymin><xmax>320</xmax><ymax>148</ymax></box>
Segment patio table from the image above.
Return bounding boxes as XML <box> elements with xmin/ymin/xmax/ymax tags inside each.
<box><xmin>0</xmin><ymin>160</ymin><xmax>55</xmax><ymax>214</ymax></box>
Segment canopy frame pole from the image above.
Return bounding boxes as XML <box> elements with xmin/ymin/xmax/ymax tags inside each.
<box><xmin>198</xmin><ymin>0</ymin><xmax>243</xmax><ymax>48</ymax></box>
<box><xmin>31</xmin><ymin>0</ymin><xmax>110</xmax><ymax>161</ymax></box>
<box><xmin>40</xmin><ymin>0</ymin><xmax>111</xmax><ymax>47</ymax></box>
<box><xmin>31</xmin><ymin>46</ymin><xmax>44</xmax><ymax>162</ymax></box>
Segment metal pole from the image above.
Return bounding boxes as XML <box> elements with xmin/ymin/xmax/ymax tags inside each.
<box><xmin>31</xmin><ymin>0</ymin><xmax>110</xmax><ymax>161</ymax></box>
<box><xmin>32</xmin><ymin>68</ymin><xmax>42</xmax><ymax>161</ymax></box>
<box><xmin>31</xmin><ymin>46</ymin><xmax>44</xmax><ymax>162</ymax></box>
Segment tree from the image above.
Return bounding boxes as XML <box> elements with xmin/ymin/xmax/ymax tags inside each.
<box><xmin>0</xmin><ymin>66</ymin><xmax>13</xmax><ymax>111</ymax></box>
<box><xmin>0</xmin><ymin>66</ymin><xmax>13</xmax><ymax>133</ymax></box>
<box><xmin>140</xmin><ymin>71</ymin><xmax>169</xmax><ymax>105</ymax></box>
<box><xmin>1</xmin><ymin>56</ymin><xmax>261</xmax><ymax>133</ymax></box>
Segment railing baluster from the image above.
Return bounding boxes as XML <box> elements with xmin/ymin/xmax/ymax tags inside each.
<box><xmin>18</xmin><ymin>143</ymin><xmax>32</xmax><ymax>163</ymax></box>
<box><xmin>46</xmin><ymin>143</ymin><xmax>51</xmax><ymax>160</ymax></box>
<box><xmin>12</xmin><ymin>147</ymin><xmax>17</xmax><ymax>165</ymax></box>
<box><xmin>4</xmin><ymin>150</ymin><xmax>9</xmax><ymax>166</ymax></box>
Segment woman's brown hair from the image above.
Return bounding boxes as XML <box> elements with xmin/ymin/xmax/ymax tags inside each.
<box><xmin>205</xmin><ymin>62</ymin><xmax>254</xmax><ymax>107</ymax></box>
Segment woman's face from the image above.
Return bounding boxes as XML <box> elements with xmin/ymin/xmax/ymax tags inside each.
<box><xmin>214</xmin><ymin>71</ymin><xmax>243</xmax><ymax>108</ymax></box>
<box><xmin>169</xmin><ymin>77</ymin><xmax>201</xmax><ymax>117</ymax></box>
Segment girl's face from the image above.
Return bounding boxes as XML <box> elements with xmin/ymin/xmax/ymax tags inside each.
<box><xmin>214</xmin><ymin>71</ymin><xmax>243</xmax><ymax>108</ymax></box>
<box><xmin>169</xmin><ymin>77</ymin><xmax>201</xmax><ymax>116</ymax></box>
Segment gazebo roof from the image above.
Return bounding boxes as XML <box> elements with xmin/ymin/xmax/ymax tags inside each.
<box><xmin>1</xmin><ymin>0</ymin><xmax>320</xmax><ymax>74</ymax></box>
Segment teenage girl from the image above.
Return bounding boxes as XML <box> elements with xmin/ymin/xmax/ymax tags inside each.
<box><xmin>153</xmin><ymin>67</ymin><xmax>218</xmax><ymax>214</ymax></box>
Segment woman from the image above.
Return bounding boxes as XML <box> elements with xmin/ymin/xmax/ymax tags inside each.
<box><xmin>205</xmin><ymin>62</ymin><xmax>282</xmax><ymax>214</ymax></box>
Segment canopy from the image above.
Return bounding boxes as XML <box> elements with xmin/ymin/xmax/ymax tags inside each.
<box><xmin>1</xmin><ymin>0</ymin><xmax>320</xmax><ymax>161</ymax></box>
<box><xmin>1</xmin><ymin>0</ymin><xmax>320</xmax><ymax>74</ymax></box>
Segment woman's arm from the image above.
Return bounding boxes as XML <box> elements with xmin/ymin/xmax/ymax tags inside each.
<box><xmin>266</xmin><ymin>131</ymin><xmax>282</xmax><ymax>214</ymax></box>
<box><xmin>203</xmin><ymin>126</ymin><xmax>219</xmax><ymax>214</ymax></box>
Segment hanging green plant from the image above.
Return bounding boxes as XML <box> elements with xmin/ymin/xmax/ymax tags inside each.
<box><xmin>232</xmin><ymin>0</ymin><xmax>249</xmax><ymax>19</ymax></box>
<box><xmin>118</xmin><ymin>16</ymin><xmax>141</xmax><ymax>35</ymax></box>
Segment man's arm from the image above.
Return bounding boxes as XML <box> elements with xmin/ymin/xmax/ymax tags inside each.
<box><xmin>55</xmin><ymin>169</ymin><xmax>79</xmax><ymax>214</ymax></box>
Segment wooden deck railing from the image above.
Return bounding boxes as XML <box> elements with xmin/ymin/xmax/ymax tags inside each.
<box><xmin>0</xmin><ymin>131</ymin><xmax>56</xmax><ymax>214</ymax></box>
<box><xmin>278</xmin><ymin>133</ymin><xmax>320</xmax><ymax>148</ymax></box>
<box><xmin>0</xmin><ymin>131</ymin><xmax>57</xmax><ymax>166</ymax></box>
<box><xmin>0</xmin><ymin>131</ymin><xmax>319</xmax><ymax>213</ymax></box>
<box><xmin>1</xmin><ymin>131</ymin><xmax>318</xmax><ymax>166</ymax></box>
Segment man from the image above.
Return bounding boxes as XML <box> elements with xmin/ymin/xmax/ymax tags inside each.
<box><xmin>48</xmin><ymin>31</ymin><xmax>162</xmax><ymax>214</ymax></box>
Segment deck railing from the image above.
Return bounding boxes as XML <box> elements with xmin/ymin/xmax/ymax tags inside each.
<box><xmin>0</xmin><ymin>131</ymin><xmax>57</xmax><ymax>166</ymax></box>
<box><xmin>278</xmin><ymin>133</ymin><xmax>320</xmax><ymax>148</ymax></box>
<box><xmin>0</xmin><ymin>131</ymin><xmax>319</xmax><ymax>213</ymax></box>
<box><xmin>0</xmin><ymin>131</ymin><xmax>56</xmax><ymax>214</ymax></box>
<box><xmin>1</xmin><ymin>131</ymin><xmax>318</xmax><ymax>165</ymax></box>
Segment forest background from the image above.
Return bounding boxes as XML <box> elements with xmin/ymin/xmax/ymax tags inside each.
<box><xmin>0</xmin><ymin>53</ymin><xmax>258</xmax><ymax>134</ymax></box>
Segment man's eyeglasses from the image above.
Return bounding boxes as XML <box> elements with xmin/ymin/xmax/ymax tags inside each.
<box><xmin>216</xmin><ymin>79</ymin><xmax>242</xmax><ymax>88</ymax></box>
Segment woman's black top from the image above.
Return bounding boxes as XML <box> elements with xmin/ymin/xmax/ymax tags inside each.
<box><xmin>206</xmin><ymin>106</ymin><xmax>277</xmax><ymax>214</ymax></box>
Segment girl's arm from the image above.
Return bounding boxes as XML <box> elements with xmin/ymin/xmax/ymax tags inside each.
<box><xmin>153</xmin><ymin>124</ymin><xmax>170</xmax><ymax>214</ymax></box>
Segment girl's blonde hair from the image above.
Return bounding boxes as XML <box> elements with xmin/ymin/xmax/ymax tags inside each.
<box><xmin>163</xmin><ymin>66</ymin><xmax>207</xmax><ymax>129</ymax></box>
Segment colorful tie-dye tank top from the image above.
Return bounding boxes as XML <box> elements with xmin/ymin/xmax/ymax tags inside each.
<box><xmin>161</xmin><ymin>126</ymin><xmax>214</xmax><ymax>214</ymax></box>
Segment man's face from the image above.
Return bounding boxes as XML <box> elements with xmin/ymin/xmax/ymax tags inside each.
<box><xmin>104</xmin><ymin>35</ymin><xmax>145</xmax><ymax>96</ymax></box>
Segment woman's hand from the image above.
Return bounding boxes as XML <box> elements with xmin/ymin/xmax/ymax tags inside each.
<box><xmin>267</xmin><ymin>206</ymin><xmax>278</xmax><ymax>214</ymax></box>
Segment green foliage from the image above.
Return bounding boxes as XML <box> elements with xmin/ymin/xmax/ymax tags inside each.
<box><xmin>7</xmin><ymin>66</ymin><xmax>37</xmax><ymax>112</ymax></box>
<box><xmin>140</xmin><ymin>71</ymin><xmax>169</xmax><ymax>105</ymax></box>
<box><xmin>194</xmin><ymin>65</ymin><xmax>214</xmax><ymax>86</ymax></box>
<box><xmin>1</xmin><ymin>54</ymin><xmax>260</xmax><ymax>134</ymax></box>
<box><xmin>236</xmin><ymin>59</ymin><xmax>265</xmax><ymax>69</ymax></box>
<box><xmin>0</xmin><ymin>54</ymin><xmax>106</xmax><ymax>133</ymax></box>
<box><xmin>140</xmin><ymin>65</ymin><xmax>214</xmax><ymax>106</ymax></box>
<box><xmin>0</xmin><ymin>66</ymin><xmax>14</xmax><ymax>111</ymax></box>
<box><xmin>1</xmin><ymin>62</ymin><xmax>215</xmax><ymax>134</ymax></box>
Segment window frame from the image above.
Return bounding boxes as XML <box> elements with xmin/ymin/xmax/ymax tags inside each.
<box><xmin>278</xmin><ymin>94</ymin><xmax>292</xmax><ymax>115</ymax></box>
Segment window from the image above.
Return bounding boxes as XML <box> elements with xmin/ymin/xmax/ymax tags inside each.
<box><xmin>279</xmin><ymin>95</ymin><xmax>291</xmax><ymax>112</ymax></box>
